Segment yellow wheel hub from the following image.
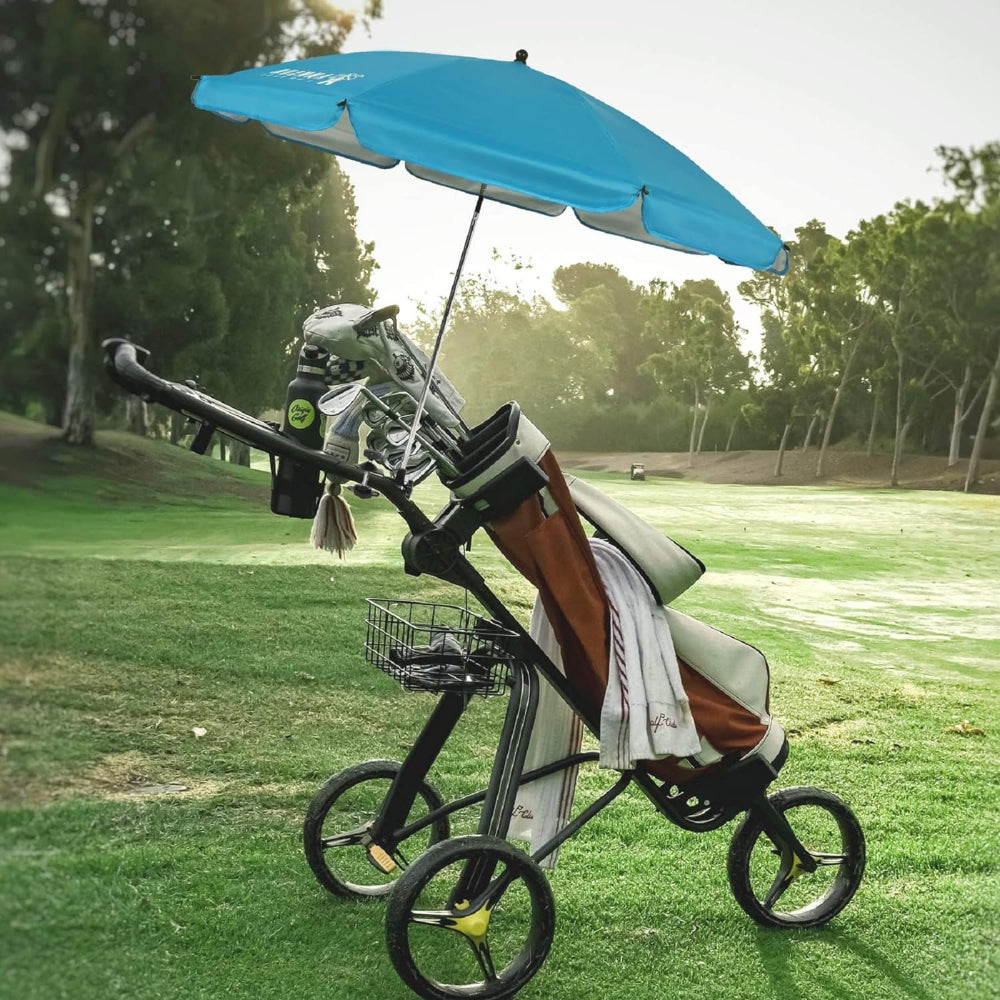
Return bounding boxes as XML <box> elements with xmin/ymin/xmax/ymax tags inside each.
<box><xmin>448</xmin><ymin>900</ymin><xmax>493</xmax><ymax>944</ymax></box>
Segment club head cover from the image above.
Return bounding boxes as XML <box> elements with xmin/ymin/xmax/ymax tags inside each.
<box><xmin>302</xmin><ymin>302</ymin><xmax>464</xmax><ymax>429</ymax></box>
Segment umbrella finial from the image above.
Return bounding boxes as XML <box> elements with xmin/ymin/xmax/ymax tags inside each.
<box><xmin>514</xmin><ymin>49</ymin><xmax>528</xmax><ymax>64</ymax></box>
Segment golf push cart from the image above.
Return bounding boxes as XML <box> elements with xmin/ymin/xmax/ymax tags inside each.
<box><xmin>103</xmin><ymin>308</ymin><xmax>866</xmax><ymax>1000</ymax></box>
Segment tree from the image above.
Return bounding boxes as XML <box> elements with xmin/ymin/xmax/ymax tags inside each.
<box><xmin>937</xmin><ymin>144</ymin><xmax>1000</xmax><ymax>491</ymax></box>
<box><xmin>792</xmin><ymin>233</ymin><xmax>882</xmax><ymax>477</ymax></box>
<box><xmin>640</xmin><ymin>279</ymin><xmax>749</xmax><ymax>466</ymax></box>
<box><xmin>851</xmin><ymin>204</ymin><xmax>951</xmax><ymax>487</ymax></box>
<box><xmin>910</xmin><ymin>202</ymin><xmax>989</xmax><ymax>467</ymax></box>
<box><xmin>430</xmin><ymin>271</ymin><xmax>606</xmax><ymax>425</ymax></box>
<box><xmin>551</xmin><ymin>263</ymin><xmax>653</xmax><ymax>402</ymax></box>
<box><xmin>740</xmin><ymin>221</ymin><xmax>833</xmax><ymax>471</ymax></box>
<box><xmin>1</xmin><ymin>0</ymin><xmax>380</xmax><ymax>444</ymax></box>
<box><xmin>0</xmin><ymin>190</ymin><xmax>67</xmax><ymax>422</ymax></box>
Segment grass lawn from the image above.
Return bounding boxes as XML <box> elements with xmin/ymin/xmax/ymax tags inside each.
<box><xmin>1</xmin><ymin>421</ymin><xmax>998</xmax><ymax>999</ymax></box>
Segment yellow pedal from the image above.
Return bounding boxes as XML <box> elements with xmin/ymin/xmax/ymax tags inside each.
<box><xmin>368</xmin><ymin>845</ymin><xmax>397</xmax><ymax>873</ymax></box>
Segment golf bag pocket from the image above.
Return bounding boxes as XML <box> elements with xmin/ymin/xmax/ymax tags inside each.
<box><xmin>557</xmin><ymin>475</ymin><xmax>705</xmax><ymax>606</ymax></box>
<box><xmin>641</xmin><ymin>610</ymin><xmax>779</xmax><ymax>784</ymax></box>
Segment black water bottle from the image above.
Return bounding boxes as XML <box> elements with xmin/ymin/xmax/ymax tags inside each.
<box><xmin>270</xmin><ymin>344</ymin><xmax>330</xmax><ymax>518</ymax></box>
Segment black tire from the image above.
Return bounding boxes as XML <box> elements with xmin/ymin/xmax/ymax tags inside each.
<box><xmin>303</xmin><ymin>760</ymin><xmax>450</xmax><ymax>900</ymax></box>
<box><xmin>386</xmin><ymin>835</ymin><xmax>555</xmax><ymax>1000</ymax></box>
<box><xmin>727</xmin><ymin>785</ymin><xmax>866</xmax><ymax>929</ymax></box>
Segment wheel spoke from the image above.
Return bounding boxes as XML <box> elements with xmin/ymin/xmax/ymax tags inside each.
<box><xmin>409</xmin><ymin>908</ymin><xmax>457</xmax><ymax>930</ymax></box>
<box><xmin>469</xmin><ymin>938</ymin><xmax>498</xmax><ymax>982</ymax></box>
<box><xmin>304</xmin><ymin>762</ymin><xmax>449</xmax><ymax>901</ymax></box>
<box><xmin>763</xmin><ymin>856</ymin><xmax>795</xmax><ymax>910</ymax></box>
<box><xmin>810</xmin><ymin>851</ymin><xmax>848</xmax><ymax>866</ymax></box>
<box><xmin>482</xmin><ymin>862</ymin><xmax>517</xmax><ymax>909</ymax></box>
<box><xmin>388</xmin><ymin>837</ymin><xmax>555</xmax><ymax>998</ymax></box>
<box><xmin>320</xmin><ymin>825</ymin><xmax>369</xmax><ymax>849</ymax></box>
<box><xmin>728</xmin><ymin>788</ymin><xmax>866</xmax><ymax>929</ymax></box>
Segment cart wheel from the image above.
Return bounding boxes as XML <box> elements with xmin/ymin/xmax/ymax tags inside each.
<box><xmin>727</xmin><ymin>786</ymin><xmax>865</xmax><ymax>929</ymax></box>
<box><xmin>303</xmin><ymin>760</ymin><xmax>450</xmax><ymax>900</ymax></box>
<box><xmin>386</xmin><ymin>835</ymin><xmax>555</xmax><ymax>1000</ymax></box>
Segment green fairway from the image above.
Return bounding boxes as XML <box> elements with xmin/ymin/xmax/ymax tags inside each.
<box><xmin>1</xmin><ymin>427</ymin><xmax>998</xmax><ymax>1000</ymax></box>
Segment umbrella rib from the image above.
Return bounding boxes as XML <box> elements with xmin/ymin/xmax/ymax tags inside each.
<box><xmin>397</xmin><ymin>184</ymin><xmax>486</xmax><ymax>481</ymax></box>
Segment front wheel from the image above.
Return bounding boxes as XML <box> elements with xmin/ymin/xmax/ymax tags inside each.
<box><xmin>303</xmin><ymin>759</ymin><xmax>450</xmax><ymax>901</ymax></box>
<box><xmin>727</xmin><ymin>786</ymin><xmax>865</xmax><ymax>928</ymax></box>
<box><xmin>386</xmin><ymin>835</ymin><xmax>555</xmax><ymax>1000</ymax></box>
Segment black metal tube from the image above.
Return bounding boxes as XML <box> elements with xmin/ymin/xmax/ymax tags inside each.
<box><xmin>530</xmin><ymin>771</ymin><xmax>633</xmax><ymax>866</ymax></box>
<box><xmin>447</xmin><ymin>657</ymin><xmax>539</xmax><ymax>906</ymax></box>
<box><xmin>102</xmin><ymin>339</ymin><xmax>432</xmax><ymax>533</ymax></box>
<box><xmin>478</xmin><ymin>658</ymin><xmax>539</xmax><ymax>839</ymax></box>
<box><xmin>369</xmin><ymin>691</ymin><xmax>470</xmax><ymax>847</ymax></box>
<box><xmin>748</xmin><ymin>793</ymin><xmax>819</xmax><ymax>872</ymax></box>
<box><xmin>393</xmin><ymin>752</ymin><xmax>601</xmax><ymax>841</ymax></box>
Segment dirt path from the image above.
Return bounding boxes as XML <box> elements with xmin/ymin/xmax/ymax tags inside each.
<box><xmin>556</xmin><ymin>446</ymin><xmax>1000</xmax><ymax>494</ymax></box>
<box><xmin>3</xmin><ymin>410</ymin><xmax>997</xmax><ymax>495</ymax></box>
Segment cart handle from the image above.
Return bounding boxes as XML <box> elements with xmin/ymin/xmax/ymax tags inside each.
<box><xmin>101</xmin><ymin>338</ymin><xmax>433</xmax><ymax>535</ymax></box>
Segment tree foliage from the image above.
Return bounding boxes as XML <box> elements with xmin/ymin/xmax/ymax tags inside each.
<box><xmin>0</xmin><ymin>0</ymin><xmax>378</xmax><ymax>441</ymax></box>
<box><xmin>1</xmin><ymin>12</ymin><xmax>996</xmax><ymax>487</ymax></box>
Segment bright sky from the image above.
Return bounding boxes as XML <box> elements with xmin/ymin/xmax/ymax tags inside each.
<box><xmin>337</xmin><ymin>0</ymin><xmax>1000</xmax><ymax>349</ymax></box>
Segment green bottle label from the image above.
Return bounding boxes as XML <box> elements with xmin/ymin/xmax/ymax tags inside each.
<box><xmin>287</xmin><ymin>398</ymin><xmax>315</xmax><ymax>430</ymax></box>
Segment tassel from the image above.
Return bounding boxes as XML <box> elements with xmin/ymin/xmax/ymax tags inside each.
<box><xmin>310</xmin><ymin>482</ymin><xmax>357</xmax><ymax>557</ymax></box>
<box><xmin>310</xmin><ymin>385</ymin><xmax>363</xmax><ymax>558</ymax></box>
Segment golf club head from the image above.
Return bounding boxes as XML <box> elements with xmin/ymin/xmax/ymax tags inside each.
<box><xmin>318</xmin><ymin>382</ymin><xmax>364</xmax><ymax>417</ymax></box>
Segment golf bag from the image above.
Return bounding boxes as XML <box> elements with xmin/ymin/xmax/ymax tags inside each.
<box><xmin>459</xmin><ymin>407</ymin><xmax>784</xmax><ymax>785</ymax></box>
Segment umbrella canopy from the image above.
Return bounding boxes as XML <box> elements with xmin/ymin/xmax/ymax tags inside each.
<box><xmin>192</xmin><ymin>50</ymin><xmax>788</xmax><ymax>275</ymax></box>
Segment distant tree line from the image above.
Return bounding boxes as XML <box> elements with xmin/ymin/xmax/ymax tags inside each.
<box><xmin>423</xmin><ymin>145</ymin><xmax>1000</xmax><ymax>491</ymax></box>
<box><xmin>1</xmin><ymin>4</ymin><xmax>997</xmax><ymax>490</ymax></box>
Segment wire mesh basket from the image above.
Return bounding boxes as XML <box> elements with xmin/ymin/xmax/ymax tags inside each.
<box><xmin>365</xmin><ymin>599</ymin><xmax>518</xmax><ymax>697</ymax></box>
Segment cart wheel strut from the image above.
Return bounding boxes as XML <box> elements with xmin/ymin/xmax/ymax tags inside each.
<box><xmin>727</xmin><ymin>785</ymin><xmax>865</xmax><ymax>928</ymax></box>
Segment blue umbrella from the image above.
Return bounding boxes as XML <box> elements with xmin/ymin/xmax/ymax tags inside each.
<box><xmin>192</xmin><ymin>49</ymin><xmax>788</xmax><ymax>468</ymax></box>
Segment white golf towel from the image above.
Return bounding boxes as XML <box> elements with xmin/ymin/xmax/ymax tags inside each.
<box><xmin>509</xmin><ymin>537</ymin><xmax>700</xmax><ymax>865</ymax></box>
<box><xmin>592</xmin><ymin>539</ymin><xmax>701</xmax><ymax>769</ymax></box>
<box><xmin>508</xmin><ymin>599</ymin><xmax>584</xmax><ymax>869</ymax></box>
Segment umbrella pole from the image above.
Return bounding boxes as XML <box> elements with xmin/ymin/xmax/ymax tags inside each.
<box><xmin>397</xmin><ymin>185</ymin><xmax>486</xmax><ymax>484</ymax></box>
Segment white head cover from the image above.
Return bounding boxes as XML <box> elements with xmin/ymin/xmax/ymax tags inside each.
<box><xmin>302</xmin><ymin>303</ymin><xmax>465</xmax><ymax>428</ymax></box>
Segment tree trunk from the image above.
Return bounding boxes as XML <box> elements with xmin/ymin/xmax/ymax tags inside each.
<box><xmin>891</xmin><ymin>344</ymin><xmax>906</xmax><ymax>486</ymax></box>
<box><xmin>687</xmin><ymin>385</ymin><xmax>700</xmax><ymax>468</ymax></box>
<box><xmin>816</xmin><ymin>343</ymin><xmax>859</xmax><ymax>478</ymax></box>
<box><xmin>218</xmin><ymin>436</ymin><xmax>227</xmax><ymax>462</ymax></box>
<box><xmin>169</xmin><ymin>412</ymin><xmax>183</xmax><ymax>445</ymax></box>
<box><xmin>948</xmin><ymin>364</ymin><xmax>973</xmax><ymax>466</ymax></box>
<box><xmin>801</xmin><ymin>411</ymin><xmax>819</xmax><ymax>451</ymax></box>
<box><xmin>774</xmin><ymin>422</ymin><xmax>792</xmax><ymax>477</ymax></box>
<box><xmin>724</xmin><ymin>416</ymin><xmax>738</xmax><ymax>452</ymax></box>
<box><xmin>228</xmin><ymin>439</ymin><xmax>251</xmax><ymax>466</ymax></box>
<box><xmin>126</xmin><ymin>396</ymin><xmax>148</xmax><ymax>436</ymax></box>
<box><xmin>891</xmin><ymin>415</ymin><xmax>913</xmax><ymax>487</ymax></box>
<box><xmin>63</xmin><ymin>339</ymin><xmax>94</xmax><ymax>445</ymax></box>
<box><xmin>695</xmin><ymin>399</ymin><xmax>712</xmax><ymax>456</ymax></box>
<box><xmin>61</xmin><ymin>189</ymin><xmax>98</xmax><ymax>446</ymax></box>
<box><xmin>965</xmin><ymin>341</ymin><xmax>1000</xmax><ymax>492</ymax></box>
<box><xmin>948</xmin><ymin>365</ymin><xmax>972</xmax><ymax>469</ymax></box>
<box><xmin>866</xmin><ymin>384</ymin><xmax>880</xmax><ymax>458</ymax></box>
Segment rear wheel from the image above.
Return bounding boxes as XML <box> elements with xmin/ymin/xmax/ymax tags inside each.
<box><xmin>303</xmin><ymin>759</ymin><xmax>450</xmax><ymax>900</ymax></box>
<box><xmin>727</xmin><ymin>786</ymin><xmax>865</xmax><ymax>928</ymax></box>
